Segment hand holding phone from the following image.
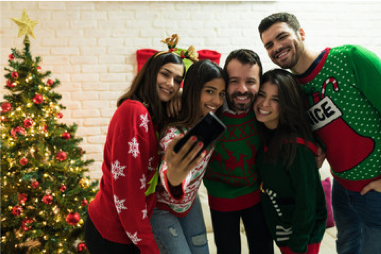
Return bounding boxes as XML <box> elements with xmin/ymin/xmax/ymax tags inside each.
<box><xmin>173</xmin><ymin>112</ymin><xmax>226</xmax><ymax>157</ymax></box>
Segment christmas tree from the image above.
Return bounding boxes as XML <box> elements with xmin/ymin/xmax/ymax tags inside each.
<box><xmin>1</xmin><ymin>10</ymin><xmax>98</xmax><ymax>254</ymax></box>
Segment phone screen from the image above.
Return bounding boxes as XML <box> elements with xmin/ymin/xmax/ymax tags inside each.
<box><xmin>173</xmin><ymin>112</ymin><xmax>226</xmax><ymax>157</ymax></box>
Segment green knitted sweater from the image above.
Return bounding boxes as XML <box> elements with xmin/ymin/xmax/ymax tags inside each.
<box><xmin>203</xmin><ymin>109</ymin><xmax>261</xmax><ymax>211</ymax></box>
<box><xmin>257</xmin><ymin>138</ymin><xmax>327</xmax><ymax>253</ymax></box>
<box><xmin>296</xmin><ymin>45</ymin><xmax>381</xmax><ymax>192</ymax></box>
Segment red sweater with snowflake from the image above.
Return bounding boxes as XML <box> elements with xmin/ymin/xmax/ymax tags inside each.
<box><xmin>88</xmin><ymin>99</ymin><xmax>160</xmax><ymax>254</ymax></box>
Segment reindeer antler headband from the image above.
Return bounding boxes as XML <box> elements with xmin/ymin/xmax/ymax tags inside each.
<box><xmin>155</xmin><ymin>34</ymin><xmax>199</xmax><ymax>63</ymax></box>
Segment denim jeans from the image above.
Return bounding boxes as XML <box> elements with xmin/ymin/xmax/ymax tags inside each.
<box><xmin>332</xmin><ymin>179</ymin><xmax>381</xmax><ymax>254</ymax></box>
<box><xmin>210</xmin><ymin>203</ymin><xmax>274</xmax><ymax>254</ymax></box>
<box><xmin>150</xmin><ymin>195</ymin><xmax>209</xmax><ymax>254</ymax></box>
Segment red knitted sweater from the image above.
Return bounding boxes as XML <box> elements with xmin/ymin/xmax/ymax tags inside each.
<box><xmin>88</xmin><ymin>99</ymin><xmax>160</xmax><ymax>254</ymax></box>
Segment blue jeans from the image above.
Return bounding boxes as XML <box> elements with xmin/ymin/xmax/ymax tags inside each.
<box><xmin>332</xmin><ymin>179</ymin><xmax>381</xmax><ymax>254</ymax></box>
<box><xmin>150</xmin><ymin>195</ymin><xmax>209</xmax><ymax>254</ymax></box>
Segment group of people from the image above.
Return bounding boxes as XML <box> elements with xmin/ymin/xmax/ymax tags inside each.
<box><xmin>84</xmin><ymin>12</ymin><xmax>381</xmax><ymax>254</ymax></box>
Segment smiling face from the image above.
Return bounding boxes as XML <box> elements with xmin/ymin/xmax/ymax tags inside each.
<box><xmin>253</xmin><ymin>81</ymin><xmax>280</xmax><ymax>130</ymax></box>
<box><xmin>199</xmin><ymin>77</ymin><xmax>226</xmax><ymax>117</ymax></box>
<box><xmin>261</xmin><ymin>22</ymin><xmax>305</xmax><ymax>70</ymax></box>
<box><xmin>226</xmin><ymin>59</ymin><xmax>260</xmax><ymax>114</ymax></box>
<box><xmin>156</xmin><ymin>63</ymin><xmax>184</xmax><ymax>102</ymax></box>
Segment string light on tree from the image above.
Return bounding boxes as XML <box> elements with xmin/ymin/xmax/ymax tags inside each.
<box><xmin>1</xmin><ymin>10</ymin><xmax>98</xmax><ymax>254</ymax></box>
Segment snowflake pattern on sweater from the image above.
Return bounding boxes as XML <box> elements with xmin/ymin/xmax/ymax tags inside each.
<box><xmin>114</xmin><ymin>194</ymin><xmax>127</xmax><ymax>213</ymax></box>
<box><xmin>111</xmin><ymin>160</ymin><xmax>126</xmax><ymax>180</ymax></box>
<box><xmin>128</xmin><ymin>137</ymin><xmax>140</xmax><ymax>158</ymax></box>
<box><xmin>127</xmin><ymin>231</ymin><xmax>142</xmax><ymax>245</ymax></box>
<box><xmin>88</xmin><ymin>100</ymin><xmax>160</xmax><ymax>254</ymax></box>
<box><xmin>139</xmin><ymin>113</ymin><xmax>149</xmax><ymax>133</ymax></box>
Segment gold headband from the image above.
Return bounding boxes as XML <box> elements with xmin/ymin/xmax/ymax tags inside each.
<box><xmin>155</xmin><ymin>34</ymin><xmax>199</xmax><ymax>63</ymax></box>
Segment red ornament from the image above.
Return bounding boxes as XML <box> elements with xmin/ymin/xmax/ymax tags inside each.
<box><xmin>60</xmin><ymin>184</ymin><xmax>67</xmax><ymax>192</ymax></box>
<box><xmin>11</xmin><ymin>126</ymin><xmax>26</xmax><ymax>138</ymax></box>
<box><xmin>18</xmin><ymin>193</ymin><xmax>28</xmax><ymax>204</ymax></box>
<box><xmin>1</xmin><ymin>102</ymin><xmax>12</xmax><ymax>112</ymax></box>
<box><xmin>11</xmin><ymin>72</ymin><xmax>19</xmax><ymax>78</ymax></box>
<box><xmin>56</xmin><ymin>151</ymin><xmax>67</xmax><ymax>161</ymax></box>
<box><xmin>20</xmin><ymin>157</ymin><xmax>29</xmax><ymax>166</ymax></box>
<box><xmin>37</xmin><ymin>66</ymin><xmax>42</xmax><ymax>72</ymax></box>
<box><xmin>42</xmin><ymin>194</ymin><xmax>53</xmax><ymax>205</ymax></box>
<box><xmin>9</xmin><ymin>54</ymin><xmax>15</xmax><ymax>60</ymax></box>
<box><xmin>46</xmin><ymin>79</ymin><xmax>54</xmax><ymax>86</ymax></box>
<box><xmin>23</xmin><ymin>118</ymin><xmax>33</xmax><ymax>128</ymax></box>
<box><xmin>12</xmin><ymin>205</ymin><xmax>23</xmax><ymax>216</ymax></box>
<box><xmin>6</xmin><ymin>80</ymin><xmax>15</xmax><ymax>88</ymax></box>
<box><xmin>21</xmin><ymin>218</ymin><xmax>34</xmax><ymax>231</ymax></box>
<box><xmin>32</xmin><ymin>180</ymin><xmax>39</xmax><ymax>189</ymax></box>
<box><xmin>81</xmin><ymin>199</ymin><xmax>88</xmax><ymax>206</ymax></box>
<box><xmin>57</xmin><ymin>112</ymin><xmax>63</xmax><ymax>119</ymax></box>
<box><xmin>62</xmin><ymin>132</ymin><xmax>71</xmax><ymax>140</ymax></box>
<box><xmin>77</xmin><ymin>242</ymin><xmax>87</xmax><ymax>252</ymax></box>
<box><xmin>66</xmin><ymin>212</ymin><xmax>80</xmax><ymax>225</ymax></box>
<box><xmin>33</xmin><ymin>94</ymin><xmax>43</xmax><ymax>104</ymax></box>
<box><xmin>43</xmin><ymin>125</ymin><xmax>48</xmax><ymax>132</ymax></box>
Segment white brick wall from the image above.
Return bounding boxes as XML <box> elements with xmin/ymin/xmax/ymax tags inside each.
<box><xmin>1</xmin><ymin>1</ymin><xmax>381</xmax><ymax>180</ymax></box>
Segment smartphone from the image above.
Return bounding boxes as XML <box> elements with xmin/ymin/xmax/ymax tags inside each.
<box><xmin>173</xmin><ymin>112</ymin><xmax>227</xmax><ymax>157</ymax></box>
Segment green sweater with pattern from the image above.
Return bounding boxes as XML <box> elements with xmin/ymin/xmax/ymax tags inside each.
<box><xmin>203</xmin><ymin>109</ymin><xmax>261</xmax><ymax>212</ymax></box>
<box><xmin>257</xmin><ymin>138</ymin><xmax>327</xmax><ymax>253</ymax></box>
<box><xmin>296</xmin><ymin>45</ymin><xmax>381</xmax><ymax>192</ymax></box>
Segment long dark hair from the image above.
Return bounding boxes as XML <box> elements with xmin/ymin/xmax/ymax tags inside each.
<box><xmin>167</xmin><ymin>59</ymin><xmax>227</xmax><ymax>132</ymax></box>
<box><xmin>258</xmin><ymin>69</ymin><xmax>312</xmax><ymax>168</ymax></box>
<box><xmin>117</xmin><ymin>52</ymin><xmax>185</xmax><ymax>129</ymax></box>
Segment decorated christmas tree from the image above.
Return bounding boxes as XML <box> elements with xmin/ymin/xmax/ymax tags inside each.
<box><xmin>1</xmin><ymin>11</ymin><xmax>98</xmax><ymax>254</ymax></box>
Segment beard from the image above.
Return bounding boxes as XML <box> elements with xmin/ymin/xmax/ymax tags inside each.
<box><xmin>273</xmin><ymin>41</ymin><xmax>304</xmax><ymax>70</ymax></box>
<box><xmin>226</xmin><ymin>92</ymin><xmax>255</xmax><ymax>113</ymax></box>
<box><xmin>277</xmin><ymin>58</ymin><xmax>297</xmax><ymax>69</ymax></box>
<box><xmin>275</xmin><ymin>54</ymin><xmax>298</xmax><ymax>69</ymax></box>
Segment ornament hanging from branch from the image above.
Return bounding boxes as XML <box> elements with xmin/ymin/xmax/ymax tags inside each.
<box><xmin>66</xmin><ymin>212</ymin><xmax>80</xmax><ymax>226</ymax></box>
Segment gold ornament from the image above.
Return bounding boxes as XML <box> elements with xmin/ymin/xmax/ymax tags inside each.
<box><xmin>11</xmin><ymin>10</ymin><xmax>38</xmax><ymax>39</ymax></box>
<box><xmin>79</xmin><ymin>177</ymin><xmax>89</xmax><ymax>188</ymax></box>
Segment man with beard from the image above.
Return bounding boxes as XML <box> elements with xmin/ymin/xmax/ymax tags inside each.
<box><xmin>203</xmin><ymin>49</ymin><xmax>274</xmax><ymax>254</ymax></box>
<box><xmin>258</xmin><ymin>12</ymin><xmax>381</xmax><ymax>254</ymax></box>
